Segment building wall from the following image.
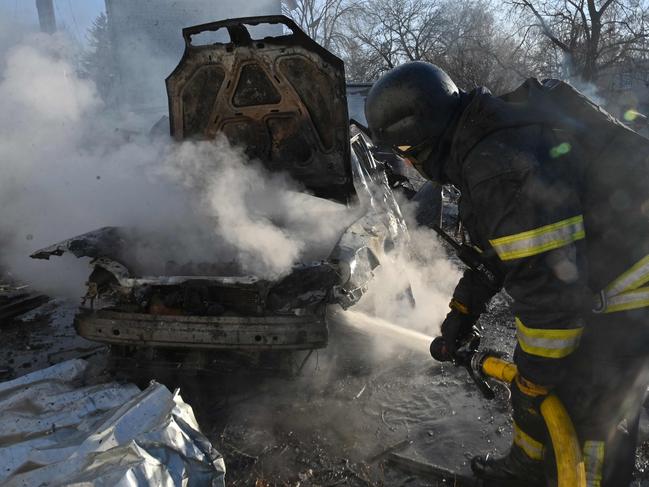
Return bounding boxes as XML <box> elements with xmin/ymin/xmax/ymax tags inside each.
<box><xmin>105</xmin><ymin>0</ymin><xmax>283</xmax><ymax>114</ymax></box>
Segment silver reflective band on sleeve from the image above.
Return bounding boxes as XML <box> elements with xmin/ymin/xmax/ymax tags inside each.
<box><xmin>606</xmin><ymin>254</ymin><xmax>649</xmax><ymax>296</ymax></box>
<box><xmin>594</xmin><ymin>253</ymin><xmax>649</xmax><ymax>313</ymax></box>
<box><xmin>516</xmin><ymin>318</ymin><xmax>583</xmax><ymax>359</ymax></box>
<box><xmin>513</xmin><ymin>421</ymin><xmax>544</xmax><ymax>461</ymax></box>
<box><xmin>489</xmin><ymin>215</ymin><xmax>585</xmax><ymax>261</ymax></box>
<box><xmin>604</xmin><ymin>287</ymin><xmax>649</xmax><ymax>314</ymax></box>
<box><xmin>583</xmin><ymin>440</ymin><xmax>604</xmax><ymax>487</ymax></box>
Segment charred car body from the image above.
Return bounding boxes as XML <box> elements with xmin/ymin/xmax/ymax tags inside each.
<box><xmin>32</xmin><ymin>16</ymin><xmax>411</xmax><ymax>374</ymax></box>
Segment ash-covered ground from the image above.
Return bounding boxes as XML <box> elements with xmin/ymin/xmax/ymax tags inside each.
<box><xmin>193</xmin><ymin>300</ymin><xmax>516</xmax><ymax>486</ymax></box>
<box><xmin>2</xmin><ymin>284</ymin><xmax>649</xmax><ymax>486</ymax></box>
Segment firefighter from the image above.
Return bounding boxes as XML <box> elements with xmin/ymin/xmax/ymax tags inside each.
<box><xmin>365</xmin><ymin>61</ymin><xmax>649</xmax><ymax>486</ymax></box>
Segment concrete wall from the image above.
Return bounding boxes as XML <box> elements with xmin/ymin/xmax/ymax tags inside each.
<box><xmin>105</xmin><ymin>0</ymin><xmax>283</xmax><ymax>114</ymax></box>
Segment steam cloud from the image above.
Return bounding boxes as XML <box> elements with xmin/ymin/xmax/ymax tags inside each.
<box><xmin>0</xmin><ymin>28</ymin><xmax>357</xmax><ymax>291</ymax></box>
<box><xmin>0</xmin><ymin>24</ymin><xmax>459</xmax><ymax>339</ymax></box>
<box><xmin>353</xmin><ymin>205</ymin><xmax>461</xmax><ymax>339</ymax></box>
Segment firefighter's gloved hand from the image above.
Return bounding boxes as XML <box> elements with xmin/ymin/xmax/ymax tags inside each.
<box><xmin>440</xmin><ymin>299</ymin><xmax>479</xmax><ymax>358</ymax></box>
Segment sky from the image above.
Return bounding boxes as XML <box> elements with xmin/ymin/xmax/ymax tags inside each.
<box><xmin>1</xmin><ymin>0</ymin><xmax>105</xmax><ymax>44</ymax></box>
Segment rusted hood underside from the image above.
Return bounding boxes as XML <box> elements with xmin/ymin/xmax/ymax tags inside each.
<box><xmin>166</xmin><ymin>15</ymin><xmax>353</xmax><ymax>203</ymax></box>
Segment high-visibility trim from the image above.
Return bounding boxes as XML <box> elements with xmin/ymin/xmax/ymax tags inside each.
<box><xmin>516</xmin><ymin>317</ymin><xmax>583</xmax><ymax>359</ymax></box>
<box><xmin>604</xmin><ymin>287</ymin><xmax>649</xmax><ymax>313</ymax></box>
<box><xmin>450</xmin><ymin>298</ymin><xmax>470</xmax><ymax>315</ymax></box>
<box><xmin>513</xmin><ymin>421</ymin><xmax>544</xmax><ymax>460</ymax></box>
<box><xmin>583</xmin><ymin>440</ymin><xmax>604</xmax><ymax>487</ymax></box>
<box><xmin>489</xmin><ymin>215</ymin><xmax>585</xmax><ymax>261</ymax></box>
<box><xmin>606</xmin><ymin>253</ymin><xmax>649</xmax><ymax>296</ymax></box>
<box><xmin>516</xmin><ymin>375</ymin><xmax>550</xmax><ymax>397</ymax></box>
<box><xmin>594</xmin><ymin>253</ymin><xmax>649</xmax><ymax>313</ymax></box>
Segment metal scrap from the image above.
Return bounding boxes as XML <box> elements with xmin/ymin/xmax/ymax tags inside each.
<box><xmin>0</xmin><ymin>285</ymin><xmax>49</xmax><ymax>324</ymax></box>
<box><xmin>0</xmin><ymin>359</ymin><xmax>226</xmax><ymax>486</ymax></box>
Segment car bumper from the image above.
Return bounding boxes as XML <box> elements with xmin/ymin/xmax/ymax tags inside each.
<box><xmin>75</xmin><ymin>309</ymin><xmax>328</xmax><ymax>350</ymax></box>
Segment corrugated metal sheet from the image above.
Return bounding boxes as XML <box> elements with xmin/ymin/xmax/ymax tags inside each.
<box><xmin>0</xmin><ymin>359</ymin><xmax>226</xmax><ymax>486</ymax></box>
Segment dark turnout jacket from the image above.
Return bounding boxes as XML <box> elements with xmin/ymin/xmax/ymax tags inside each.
<box><xmin>446</xmin><ymin>79</ymin><xmax>649</xmax><ymax>385</ymax></box>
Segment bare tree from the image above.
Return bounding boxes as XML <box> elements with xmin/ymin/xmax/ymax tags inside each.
<box><xmin>285</xmin><ymin>0</ymin><xmax>649</xmax><ymax>93</ymax></box>
<box><xmin>80</xmin><ymin>12</ymin><xmax>115</xmax><ymax>102</ymax></box>
<box><xmin>434</xmin><ymin>1</ymin><xmax>527</xmax><ymax>92</ymax></box>
<box><xmin>345</xmin><ymin>0</ymin><xmax>448</xmax><ymax>75</ymax></box>
<box><xmin>282</xmin><ymin>0</ymin><xmax>356</xmax><ymax>51</ymax></box>
<box><xmin>510</xmin><ymin>0</ymin><xmax>649</xmax><ymax>82</ymax></box>
<box><xmin>342</xmin><ymin>0</ymin><xmax>535</xmax><ymax>91</ymax></box>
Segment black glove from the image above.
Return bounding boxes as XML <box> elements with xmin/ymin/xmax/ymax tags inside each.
<box><xmin>440</xmin><ymin>299</ymin><xmax>479</xmax><ymax>358</ymax></box>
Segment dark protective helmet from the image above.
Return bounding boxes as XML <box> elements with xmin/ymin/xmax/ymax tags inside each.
<box><xmin>365</xmin><ymin>62</ymin><xmax>461</xmax><ymax>179</ymax></box>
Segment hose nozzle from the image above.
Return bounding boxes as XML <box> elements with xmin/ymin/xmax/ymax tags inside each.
<box><xmin>430</xmin><ymin>336</ymin><xmax>452</xmax><ymax>362</ymax></box>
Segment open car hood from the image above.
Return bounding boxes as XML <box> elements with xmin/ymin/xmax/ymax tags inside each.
<box><xmin>166</xmin><ymin>15</ymin><xmax>353</xmax><ymax>204</ymax></box>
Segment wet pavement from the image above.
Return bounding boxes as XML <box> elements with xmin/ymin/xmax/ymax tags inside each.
<box><xmin>141</xmin><ymin>297</ymin><xmax>519</xmax><ymax>486</ymax></box>
<box><xmin>2</xmin><ymin>291</ymin><xmax>649</xmax><ymax>485</ymax></box>
<box><xmin>0</xmin><ymin>297</ymin><xmax>108</xmax><ymax>382</ymax></box>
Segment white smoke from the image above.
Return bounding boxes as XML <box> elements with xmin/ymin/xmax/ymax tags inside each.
<box><xmin>0</xmin><ymin>25</ymin><xmax>459</xmax><ymax>343</ymax></box>
<box><xmin>155</xmin><ymin>139</ymin><xmax>362</xmax><ymax>277</ymax></box>
<box><xmin>353</xmin><ymin>200</ymin><xmax>461</xmax><ymax>338</ymax></box>
<box><xmin>0</xmin><ymin>29</ymin><xmax>357</xmax><ymax>296</ymax></box>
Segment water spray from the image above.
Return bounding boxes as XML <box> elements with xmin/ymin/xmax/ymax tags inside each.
<box><xmin>332</xmin><ymin>309</ymin><xmax>434</xmax><ymax>356</ymax></box>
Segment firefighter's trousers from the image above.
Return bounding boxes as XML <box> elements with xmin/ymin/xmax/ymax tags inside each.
<box><xmin>554</xmin><ymin>310</ymin><xmax>649</xmax><ymax>486</ymax></box>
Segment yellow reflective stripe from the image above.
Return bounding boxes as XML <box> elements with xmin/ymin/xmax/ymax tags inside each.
<box><xmin>513</xmin><ymin>421</ymin><xmax>544</xmax><ymax>460</ymax></box>
<box><xmin>583</xmin><ymin>441</ymin><xmax>604</xmax><ymax>487</ymax></box>
<box><xmin>516</xmin><ymin>375</ymin><xmax>550</xmax><ymax>397</ymax></box>
<box><xmin>516</xmin><ymin>317</ymin><xmax>583</xmax><ymax>359</ymax></box>
<box><xmin>606</xmin><ymin>253</ymin><xmax>649</xmax><ymax>296</ymax></box>
<box><xmin>604</xmin><ymin>287</ymin><xmax>649</xmax><ymax>313</ymax></box>
<box><xmin>597</xmin><ymin>253</ymin><xmax>649</xmax><ymax>313</ymax></box>
<box><xmin>489</xmin><ymin>215</ymin><xmax>585</xmax><ymax>261</ymax></box>
<box><xmin>450</xmin><ymin>298</ymin><xmax>470</xmax><ymax>315</ymax></box>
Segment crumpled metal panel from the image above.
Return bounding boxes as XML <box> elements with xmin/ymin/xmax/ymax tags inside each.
<box><xmin>166</xmin><ymin>15</ymin><xmax>353</xmax><ymax>204</ymax></box>
<box><xmin>329</xmin><ymin>128</ymin><xmax>410</xmax><ymax>308</ymax></box>
<box><xmin>30</xmin><ymin>226</ymin><xmax>124</xmax><ymax>261</ymax></box>
<box><xmin>0</xmin><ymin>359</ymin><xmax>226</xmax><ymax>487</ymax></box>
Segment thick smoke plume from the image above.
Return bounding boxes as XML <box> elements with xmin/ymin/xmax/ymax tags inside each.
<box><xmin>0</xmin><ymin>28</ymin><xmax>357</xmax><ymax>296</ymax></box>
<box><xmin>0</xmin><ymin>24</ymin><xmax>459</xmax><ymax>340</ymax></box>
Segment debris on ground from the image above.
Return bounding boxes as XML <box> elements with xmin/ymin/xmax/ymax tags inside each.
<box><xmin>0</xmin><ymin>281</ymin><xmax>49</xmax><ymax>324</ymax></box>
<box><xmin>0</xmin><ymin>298</ymin><xmax>107</xmax><ymax>381</ymax></box>
<box><xmin>0</xmin><ymin>359</ymin><xmax>226</xmax><ymax>486</ymax></box>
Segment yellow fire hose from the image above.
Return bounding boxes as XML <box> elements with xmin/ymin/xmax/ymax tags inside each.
<box><xmin>482</xmin><ymin>357</ymin><xmax>587</xmax><ymax>487</ymax></box>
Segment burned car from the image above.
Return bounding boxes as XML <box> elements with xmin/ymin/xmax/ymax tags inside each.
<box><xmin>31</xmin><ymin>16</ymin><xmax>410</xmax><ymax>375</ymax></box>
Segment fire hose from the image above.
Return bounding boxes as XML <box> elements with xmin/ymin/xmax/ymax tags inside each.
<box><xmin>430</xmin><ymin>335</ymin><xmax>586</xmax><ymax>487</ymax></box>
